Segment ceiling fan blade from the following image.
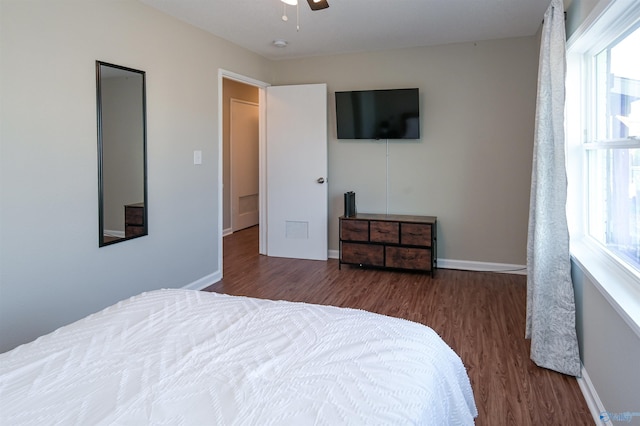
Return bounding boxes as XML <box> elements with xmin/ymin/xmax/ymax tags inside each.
<box><xmin>307</xmin><ymin>0</ymin><xmax>329</xmax><ymax>11</ymax></box>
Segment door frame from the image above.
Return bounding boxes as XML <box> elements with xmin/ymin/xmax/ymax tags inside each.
<box><xmin>218</xmin><ymin>69</ymin><xmax>269</xmax><ymax>275</ymax></box>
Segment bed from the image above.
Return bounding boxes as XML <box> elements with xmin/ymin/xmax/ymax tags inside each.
<box><xmin>0</xmin><ymin>289</ymin><xmax>477</xmax><ymax>425</ymax></box>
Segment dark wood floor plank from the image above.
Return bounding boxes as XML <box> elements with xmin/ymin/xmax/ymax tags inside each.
<box><xmin>204</xmin><ymin>226</ymin><xmax>592</xmax><ymax>425</ymax></box>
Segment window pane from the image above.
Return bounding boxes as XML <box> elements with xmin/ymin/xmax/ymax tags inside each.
<box><xmin>594</xmin><ymin>25</ymin><xmax>640</xmax><ymax>141</ymax></box>
<box><xmin>588</xmin><ymin>148</ymin><xmax>640</xmax><ymax>270</ymax></box>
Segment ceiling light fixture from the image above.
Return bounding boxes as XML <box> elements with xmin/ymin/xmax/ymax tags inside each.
<box><xmin>280</xmin><ymin>0</ymin><xmax>300</xmax><ymax>31</ymax></box>
<box><xmin>280</xmin><ymin>0</ymin><xmax>327</xmax><ymax>31</ymax></box>
<box><xmin>273</xmin><ymin>39</ymin><xmax>288</xmax><ymax>48</ymax></box>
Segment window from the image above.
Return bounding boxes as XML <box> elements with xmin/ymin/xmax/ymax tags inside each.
<box><xmin>566</xmin><ymin>0</ymin><xmax>640</xmax><ymax>342</ymax></box>
<box><xmin>579</xmin><ymin>19</ymin><xmax>640</xmax><ymax>274</ymax></box>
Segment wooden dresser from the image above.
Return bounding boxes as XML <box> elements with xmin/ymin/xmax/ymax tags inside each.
<box><xmin>339</xmin><ymin>213</ymin><xmax>437</xmax><ymax>275</ymax></box>
<box><xmin>124</xmin><ymin>202</ymin><xmax>145</xmax><ymax>238</ymax></box>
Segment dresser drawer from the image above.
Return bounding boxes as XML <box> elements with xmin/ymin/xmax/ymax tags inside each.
<box><xmin>125</xmin><ymin>204</ymin><xmax>145</xmax><ymax>226</ymax></box>
<box><xmin>386</xmin><ymin>246</ymin><xmax>432</xmax><ymax>271</ymax></box>
<box><xmin>341</xmin><ymin>242</ymin><xmax>384</xmax><ymax>266</ymax></box>
<box><xmin>401</xmin><ymin>223</ymin><xmax>432</xmax><ymax>247</ymax></box>
<box><xmin>339</xmin><ymin>214</ymin><xmax>437</xmax><ymax>276</ymax></box>
<box><xmin>370</xmin><ymin>221</ymin><xmax>399</xmax><ymax>244</ymax></box>
<box><xmin>341</xmin><ymin>219</ymin><xmax>369</xmax><ymax>242</ymax></box>
<box><xmin>125</xmin><ymin>225</ymin><xmax>145</xmax><ymax>238</ymax></box>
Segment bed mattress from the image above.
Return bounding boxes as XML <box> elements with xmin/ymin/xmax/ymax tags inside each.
<box><xmin>0</xmin><ymin>289</ymin><xmax>477</xmax><ymax>425</ymax></box>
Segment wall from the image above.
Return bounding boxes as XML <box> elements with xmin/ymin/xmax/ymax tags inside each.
<box><xmin>573</xmin><ymin>264</ymin><xmax>640</xmax><ymax>421</ymax></box>
<box><xmin>0</xmin><ymin>0</ymin><xmax>271</xmax><ymax>352</ymax></box>
<box><xmin>271</xmin><ymin>37</ymin><xmax>539</xmax><ymax>266</ymax></box>
<box><xmin>565</xmin><ymin>0</ymin><xmax>601</xmax><ymax>37</ymax></box>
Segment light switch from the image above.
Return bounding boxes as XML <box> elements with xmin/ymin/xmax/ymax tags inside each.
<box><xmin>193</xmin><ymin>150</ymin><xmax>202</xmax><ymax>165</ymax></box>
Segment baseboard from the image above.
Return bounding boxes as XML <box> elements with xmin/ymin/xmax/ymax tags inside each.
<box><xmin>329</xmin><ymin>251</ymin><xmax>527</xmax><ymax>275</ymax></box>
<box><xmin>438</xmin><ymin>259</ymin><xmax>527</xmax><ymax>275</ymax></box>
<box><xmin>182</xmin><ymin>270</ymin><xmax>222</xmax><ymax>291</ymax></box>
<box><xmin>223</xmin><ymin>227</ymin><xmax>233</xmax><ymax>237</ymax></box>
<box><xmin>578</xmin><ymin>364</ymin><xmax>608</xmax><ymax>425</ymax></box>
<box><xmin>103</xmin><ymin>230</ymin><xmax>125</xmax><ymax>238</ymax></box>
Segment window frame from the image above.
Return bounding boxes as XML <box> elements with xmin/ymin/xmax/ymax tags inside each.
<box><xmin>566</xmin><ymin>0</ymin><xmax>640</xmax><ymax>336</ymax></box>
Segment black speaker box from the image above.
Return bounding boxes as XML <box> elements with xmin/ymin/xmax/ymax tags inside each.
<box><xmin>344</xmin><ymin>191</ymin><xmax>356</xmax><ymax>217</ymax></box>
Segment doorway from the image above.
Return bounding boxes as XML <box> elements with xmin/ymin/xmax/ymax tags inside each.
<box><xmin>218</xmin><ymin>71</ymin><xmax>328</xmax><ymax>276</ymax></box>
<box><xmin>218</xmin><ymin>70</ymin><xmax>269</xmax><ymax>280</ymax></box>
<box><xmin>230</xmin><ymin>99</ymin><xmax>259</xmax><ymax>232</ymax></box>
<box><xmin>222</xmin><ymin>78</ymin><xmax>260</xmax><ymax>236</ymax></box>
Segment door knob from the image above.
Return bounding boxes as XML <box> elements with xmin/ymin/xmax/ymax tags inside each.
<box><xmin>317</xmin><ymin>177</ymin><xmax>325</xmax><ymax>184</ymax></box>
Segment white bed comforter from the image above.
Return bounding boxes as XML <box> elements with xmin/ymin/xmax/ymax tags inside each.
<box><xmin>0</xmin><ymin>289</ymin><xmax>477</xmax><ymax>425</ymax></box>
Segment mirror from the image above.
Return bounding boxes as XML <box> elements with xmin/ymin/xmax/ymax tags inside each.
<box><xmin>96</xmin><ymin>61</ymin><xmax>147</xmax><ymax>246</ymax></box>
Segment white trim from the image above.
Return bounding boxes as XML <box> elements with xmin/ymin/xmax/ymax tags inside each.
<box><xmin>567</xmin><ymin>0</ymin><xmax>640</xmax><ymax>53</ymax></box>
<box><xmin>577</xmin><ymin>364</ymin><xmax>610</xmax><ymax>425</ymax></box>
<box><xmin>223</xmin><ymin>227</ymin><xmax>233</xmax><ymax>237</ymax></box>
<box><xmin>437</xmin><ymin>259</ymin><xmax>527</xmax><ymax>275</ymax></box>
<box><xmin>103</xmin><ymin>230</ymin><xmax>125</xmax><ymax>238</ymax></box>
<box><xmin>220</xmin><ymin>70</ymin><xmax>270</xmax><ymax>89</ymax></box>
<box><xmin>329</xmin><ymin>249</ymin><xmax>527</xmax><ymax>275</ymax></box>
<box><xmin>258</xmin><ymin>87</ymin><xmax>267</xmax><ymax>256</ymax></box>
<box><xmin>584</xmin><ymin>139</ymin><xmax>640</xmax><ymax>149</ymax></box>
<box><xmin>217</xmin><ymin>70</ymin><xmax>225</xmax><ymax>282</ymax></box>
<box><xmin>181</xmin><ymin>270</ymin><xmax>222</xmax><ymax>291</ymax></box>
<box><xmin>566</xmin><ymin>0</ymin><xmax>614</xmax><ymax>51</ymax></box>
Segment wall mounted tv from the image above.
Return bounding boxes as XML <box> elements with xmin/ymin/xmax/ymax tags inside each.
<box><xmin>335</xmin><ymin>88</ymin><xmax>420</xmax><ymax>140</ymax></box>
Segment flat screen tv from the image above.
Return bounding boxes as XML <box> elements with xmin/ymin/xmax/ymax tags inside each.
<box><xmin>335</xmin><ymin>88</ymin><xmax>420</xmax><ymax>140</ymax></box>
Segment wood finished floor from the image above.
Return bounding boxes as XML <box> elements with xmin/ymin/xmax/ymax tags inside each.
<box><xmin>204</xmin><ymin>226</ymin><xmax>592</xmax><ymax>425</ymax></box>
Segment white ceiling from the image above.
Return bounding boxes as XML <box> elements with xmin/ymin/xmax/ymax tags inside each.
<box><xmin>140</xmin><ymin>0</ymin><xmax>550</xmax><ymax>60</ymax></box>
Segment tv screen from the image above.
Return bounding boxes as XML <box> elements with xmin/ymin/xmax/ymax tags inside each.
<box><xmin>335</xmin><ymin>88</ymin><xmax>420</xmax><ymax>140</ymax></box>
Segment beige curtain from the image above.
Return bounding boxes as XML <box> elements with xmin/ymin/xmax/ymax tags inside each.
<box><xmin>525</xmin><ymin>0</ymin><xmax>581</xmax><ymax>377</ymax></box>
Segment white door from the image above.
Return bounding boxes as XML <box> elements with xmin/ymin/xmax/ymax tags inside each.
<box><xmin>266</xmin><ymin>84</ymin><xmax>327</xmax><ymax>260</ymax></box>
<box><xmin>230</xmin><ymin>99</ymin><xmax>259</xmax><ymax>231</ymax></box>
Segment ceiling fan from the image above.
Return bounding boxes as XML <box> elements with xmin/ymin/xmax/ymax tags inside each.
<box><xmin>278</xmin><ymin>0</ymin><xmax>329</xmax><ymax>35</ymax></box>
<box><xmin>281</xmin><ymin>0</ymin><xmax>329</xmax><ymax>11</ymax></box>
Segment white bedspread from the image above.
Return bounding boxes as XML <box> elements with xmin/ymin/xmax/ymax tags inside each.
<box><xmin>0</xmin><ymin>289</ymin><xmax>477</xmax><ymax>425</ymax></box>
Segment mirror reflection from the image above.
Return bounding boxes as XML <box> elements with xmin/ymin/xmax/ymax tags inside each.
<box><xmin>96</xmin><ymin>61</ymin><xmax>147</xmax><ymax>246</ymax></box>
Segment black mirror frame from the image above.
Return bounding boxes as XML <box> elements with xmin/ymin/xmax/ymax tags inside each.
<box><xmin>96</xmin><ymin>60</ymin><xmax>148</xmax><ymax>247</ymax></box>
